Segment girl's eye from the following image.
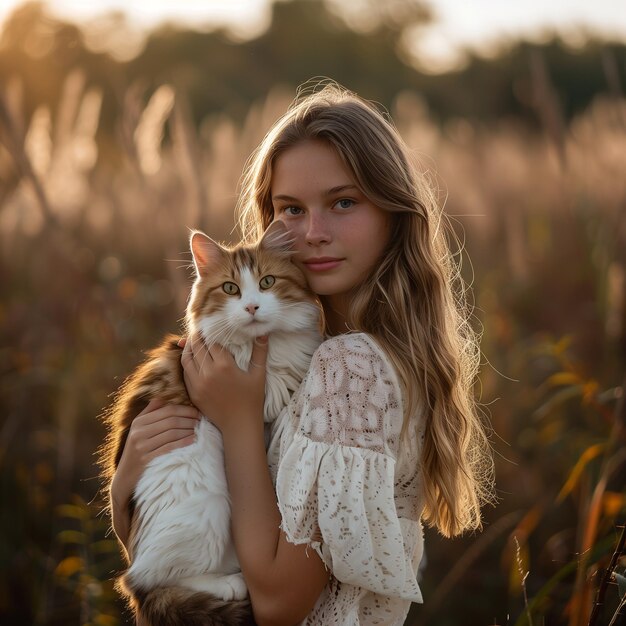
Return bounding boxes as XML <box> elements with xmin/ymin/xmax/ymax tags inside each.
<box><xmin>335</xmin><ymin>198</ymin><xmax>354</xmax><ymax>209</ymax></box>
<box><xmin>284</xmin><ymin>206</ymin><xmax>303</xmax><ymax>216</ymax></box>
<box><xmin>222</xmin><ymin>282</ymin><xmax>240</xmax><ymax>295</ymax></box>
<box><xmin>259</xmin><ymin>275</ymin><xmax>275</xmax><ymax>290</ymax></box>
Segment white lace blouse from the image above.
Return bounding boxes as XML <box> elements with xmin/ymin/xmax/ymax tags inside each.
<box><xmin>267</xmin><ymin>333</ymin><xmax>426</xmax><ymax>626</ymax></box>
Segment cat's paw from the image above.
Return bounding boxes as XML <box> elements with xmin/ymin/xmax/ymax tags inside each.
<box><xmin>215</xmin><ymin>573</ymin><xmax>248</xmax><ymax>601</ymax></box>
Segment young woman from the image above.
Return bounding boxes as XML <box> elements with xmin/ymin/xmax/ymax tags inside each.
<box><xmin>110</xmin><ymin>83</ymin><xmax>494</xmax><ymax>625</ymax></box>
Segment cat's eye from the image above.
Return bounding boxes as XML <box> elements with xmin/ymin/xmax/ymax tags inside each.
<box><xmin>259</xmin><ymin>275</ymin><xmax>275</xmax><ymax>290</ymax></box>
<box><xmin>222</xmin><ymin>282</ymin><xmax>240</xmax><ymax>295</ymax></box>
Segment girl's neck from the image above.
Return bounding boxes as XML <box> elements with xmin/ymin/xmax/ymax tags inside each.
<box><xmin>321</xmin><ymin>295</ymin><xmax>351</xmax><ymax>337</ymax></box>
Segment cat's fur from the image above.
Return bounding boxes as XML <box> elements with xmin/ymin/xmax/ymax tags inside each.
<box><xmin>100</xmin><ymin>221</ymin><xmax>322</xmax><ymax>626</ymax></box>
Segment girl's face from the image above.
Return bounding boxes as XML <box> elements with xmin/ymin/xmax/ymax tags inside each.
<box><xmin>271</xmin><ymin>139</ymin><xmax>391</xmax><ymax>310</ymax></box>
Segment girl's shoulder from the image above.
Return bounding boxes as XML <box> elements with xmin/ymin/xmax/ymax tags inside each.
<box><xmin>314</xmin><ymin>332</ymin><xmax>392</xmax><ymax>366</ymax></box>
<box><xmin>307</xmin><ymin>332</ymin><xmax>405</xmax><ymax>441</ymax></box>
<box><xmin>312</xmin><ymin>332</ymin><xmax>400</xmax><ymax>394</ymax></box>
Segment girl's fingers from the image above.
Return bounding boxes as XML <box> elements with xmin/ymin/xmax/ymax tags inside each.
<box><xmin>143</xmin><ymin>415</ymin><xmax>200</xmax><ymax>439</ymax></box>
<box><xmin>138</xmin><ymin>397</ymin><xmax>166</xmax><ymax>416</ymax></box>
<box><xmin>144</xmin><ymin>427</ymin><xmax>197</xmax><ymax>454</ymax></box>
<box><xmin>147</xmin><ymin>434</ymin><xmax>196</xmax><ymax>460</ymax></box>
<box><xmin>249</xmin><ymin>335</ymin><xmax>269</xmax><ymax>371</ymax></box>
<box><xmin>191</xmin><ymin>335</ymin><xmax>205</xmax><ymax>364</ymax></box>
<box><xmin>137</xmin><ymin>404</ymin><xmax>199</xmax><ymax>426</ymax></box>
<box><xmin>191</xmin><ymin>333</ymin><xmax>214</xmax><ymax>363</ymax></box>
<box><xmin>210</xmin><ymin>343</ymin><xmax>234</xmax><ymax>364</ymax></box>
<box><xmin>114</xmin><ymin>407</ymin><xmax>199</xmax><ymax>512</ymax></box>
<box><xmin>130</xmin><ymin>416</ymin><xmax>199</xmax><ymax>448</ymax></box>
<box><xmin>181</xmin><ymin>337</ymin><xmax>199</xmax><ymax>372</ymax></box>
<box><xmin>125</xmin><ymin>414</ymin><xmax>199</xmax><ymax>460</ymax></box>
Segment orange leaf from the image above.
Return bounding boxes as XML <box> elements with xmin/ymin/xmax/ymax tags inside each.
<box><xmin>581</xmin><ymin>380</ymin><xmax>599</xmax><ymax>405</ymax></box>
<box><xmin>556</xmin><ymin>443</ymin><xmax>605</xmax><ymax>504</ymax></box>
<box><xmin>547</xmin><ymin>372</ymin><xmax>581</xmax><ymax>387</ymax></box>
<box><xmin>602</xmin><ymin>491</ymin><xmax>626</xmax><ymax>518</ymax></box>
<box><xmin>582</xmin><ymin>474</ymin><xmax>610</xmax><ymax>554</ymax></box>
<box><xmin>54</xmin><ymin>556</ymin><xmax>84</xmax><ymax>578</ymax></box>
<box><xmin>514</xmin><ymin>504</ymin><xmax>543</xmax><ymax>539</ymax></box>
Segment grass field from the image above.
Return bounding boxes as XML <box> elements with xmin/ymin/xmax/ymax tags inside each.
<box><xmin>1</xmin><ymin>73</ymin><xmax>624</xmax><ymax>625</ymax></box>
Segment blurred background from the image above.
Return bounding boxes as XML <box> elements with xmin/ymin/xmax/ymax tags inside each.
<box><xmin>1</xmin><ymin>0</ymin><xmax>625</xmax><ymax>624</ymax></box>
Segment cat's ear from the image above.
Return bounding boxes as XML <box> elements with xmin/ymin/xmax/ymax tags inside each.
<box><xmin>190</xmin><ymin>231</ymin><xmax>225</xmax><ymax>276</ymax></box>
<box><xmin>259</xmin><ymin>220</ymin><xmax>294</xmax><ymax>255</ymax></box>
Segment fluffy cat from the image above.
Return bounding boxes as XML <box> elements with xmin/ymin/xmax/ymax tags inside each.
<box><xmin>100</xmin><ymin>221</ymin><xmax>322</xmax><ymax>626</ymax></box>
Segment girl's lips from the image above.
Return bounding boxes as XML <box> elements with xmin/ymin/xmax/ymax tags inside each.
<box><xmin>303</xmin><ymin>258</ymin><xmax>343</xmax><ymax>272</ymax></box>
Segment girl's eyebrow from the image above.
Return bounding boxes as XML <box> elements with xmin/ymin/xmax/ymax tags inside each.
<box><xmin>272</xmin><ymin>184</ymin><xmax>358</xmax><ymax>202</ymax></box>
<box><xmin>272</xmin><ymin>193</ymin><xmax>299</xmax><ymax>202</ymax></box>
<box><xmin>325</xmin><ymin>184</ymin><xmax>358</xmax><ymax>196</ymax></box>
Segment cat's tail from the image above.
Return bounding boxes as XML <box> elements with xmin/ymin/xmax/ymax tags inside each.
<box><xmin>133</xmin><ymin>586</ymin><xmax>256</xmax><ymax>626</ymax></box>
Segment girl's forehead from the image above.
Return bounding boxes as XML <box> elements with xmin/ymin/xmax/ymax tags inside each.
<box><xmin>271</xmin><ymin>140</ymin><xmax>355</xmax><ymax>192</ymax></box>
<box><xmin>274</xmin><ymin>139</ymin><xmax>341</xmax><ymax>166</ymax></box>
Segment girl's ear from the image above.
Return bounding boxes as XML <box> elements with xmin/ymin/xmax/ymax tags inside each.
<box><xmin>190</xmin><ymin>231</ymin><xmax>224</xmax><ymax>276</ymax></box>
<box><xmin>259</xmin><ymin>220</ymin><xmax>294</xmax><ymax>255</ymax></box>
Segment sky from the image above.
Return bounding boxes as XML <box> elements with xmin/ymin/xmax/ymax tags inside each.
<box><xmin>0</xmin><ymin>0</ymin><xmax>625</xmax><ymax>71</ymax></box>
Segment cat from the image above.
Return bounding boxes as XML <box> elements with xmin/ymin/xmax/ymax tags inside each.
<box><xmin>99</xmin><ymin>220</ymin><xmax>322</xmax><ymax>626</ymax></box>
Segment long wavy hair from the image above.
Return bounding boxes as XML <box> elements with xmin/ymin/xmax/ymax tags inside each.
<box><xmin>237</xmin><ymin>83</ymin><xmax>494</xmax><ymax>537</ymax></box>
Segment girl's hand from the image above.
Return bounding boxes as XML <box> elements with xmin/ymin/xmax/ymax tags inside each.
<box><xmin>109</xmin><ymin>398</ymin><xmax>200</xmax><ymax>548</ymax></box>
<box><xmin>181</xmin><ymin>333</ymin><xmax>268</xmax><ymax>436</ymax></box>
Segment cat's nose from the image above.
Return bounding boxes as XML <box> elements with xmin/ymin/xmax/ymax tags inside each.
<box><xmin>245</xmin><ymin>304</ymin><xmax>259</xmax><ymax>315</ymax></box>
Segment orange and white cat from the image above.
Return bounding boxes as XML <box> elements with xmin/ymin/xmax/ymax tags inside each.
<box><xmin>100</xmin><ymin>221</ymin><xmax>322</xmax><ymax>626</ymax></box>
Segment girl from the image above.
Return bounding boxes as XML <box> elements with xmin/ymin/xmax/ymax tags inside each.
<box><xmin>110</xmin><ymin>83</ymin><xmax>494</xmax><ymax>625</ymax></box>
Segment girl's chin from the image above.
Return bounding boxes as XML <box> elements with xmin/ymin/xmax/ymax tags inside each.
<box><xmin>307</xmin><ymin>284</ymin><xmax>344</xmax><ymax>297</ymax></box>
<box><xmin>306</xmin><ymin>277</ymin><xmax>357</xmax><ymax>298</ymax></box>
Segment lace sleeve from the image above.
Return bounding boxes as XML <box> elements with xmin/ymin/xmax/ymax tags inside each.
<box><xmin>275</xmin><ymin>334</ymin><xmax>422</xmax><ymax>601</ymax></box>
<box><xmin>295</xmin><ymin>333</ymin><xmax>403</xmax><ymax>454</ymax></box>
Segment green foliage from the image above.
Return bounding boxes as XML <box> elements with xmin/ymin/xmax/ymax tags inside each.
<box><xmin>54</xmin><ymin>497</ymin><xmax>121</xmax><ymax>626</ymax></box>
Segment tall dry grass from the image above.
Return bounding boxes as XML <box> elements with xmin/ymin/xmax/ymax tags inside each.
<box><xmin>0</xmin><ymin>70</ymin><xmax>624</xmax><ymax>625</ymax></box>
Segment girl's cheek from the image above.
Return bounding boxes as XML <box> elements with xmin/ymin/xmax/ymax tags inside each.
<box><xmin>280</xmin><ymin>222</ymin><xmax>303</xmax><ymax>245</ymax></box>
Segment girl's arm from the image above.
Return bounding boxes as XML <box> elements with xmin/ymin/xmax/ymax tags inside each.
<box><xmin>182</xmin><ymin>335</ymin><xmax>329</xmax><ymax>626</ymax></box>
<box><xmin>109</xmin><ymin>398</ymin><xmax>200</xmax><ymax>554</ymax></box>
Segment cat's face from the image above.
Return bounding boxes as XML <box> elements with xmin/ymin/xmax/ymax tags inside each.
<box><xmin>187</xmin><ymin>222</ymin><xmax>319</xmax><ymax>345</ymax></box>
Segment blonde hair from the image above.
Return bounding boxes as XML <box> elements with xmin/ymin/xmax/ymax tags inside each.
<box><xmin>237</xmin><ymin>83</ymin><xmax>494</xmax><ymax>537</ymax></box>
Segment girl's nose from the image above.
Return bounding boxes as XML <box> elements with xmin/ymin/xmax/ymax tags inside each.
<box><xmin>305</xmin><ymin>213</ymin><xmax>331</xmax><ymax>246</ymax></box>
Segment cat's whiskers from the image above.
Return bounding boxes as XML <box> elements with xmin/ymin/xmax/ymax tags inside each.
<box><xmin>272</xmin><ymin>309</ymin><xmax>315</xmax><ymax>324</ymax></box>
<box><xmin>194</xmin><ymin>320</ymin><xmax>246</xmax><ymax>371</ymax></box>
<box><xmin>269</xmin><ymin>301</ymin><xmax>310</xmax><ymax>309</ymax></box>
